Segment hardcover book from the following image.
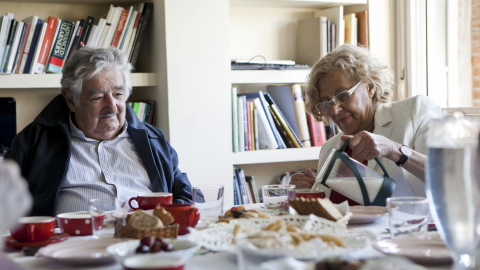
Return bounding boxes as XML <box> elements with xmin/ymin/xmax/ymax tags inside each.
<box><xmin>307</xmin><ymin>113</ymin><xmax>327</xmax><ymax>147</ymax></box>
<box><xmin>66</xmin><ymin>19</ymin><xmax>85</xmax><ymax>61</ymax></box>
<box><xmin>28</xmin><ymin>21</ymin><xmax>47</xmax><ymax>74</ymax></box>
<box><xmin>290</xmin><ymin>84</ymin><xmax>312</xmax><ymax>147</ymax></box>
<box><xmin>264</xmin><ymin>93</ymin><xmax>302</xmax><ymax>148</ymax></box>
<box><xmin>111</xmin><ymin>9</ymin><xmax>128</xmax><ymax>48</ymax></box>
<box><xmin>46</xmin><ymin>20</ymin><xmax>74</xmax><ymax>73</ymax></box>
<box><xmin>78</xmin><ymin>16</ymin><xmax>95</xmax><ymax>49</ymax></box>
<box><xmin>33</xmin><ymin>16</ymin><xmax>58</xmax><ymax>74</ymax></box>
<box><xmin>13</xmin><ymin>21</ymin><xmax>30</xmax><ymax>73</ymax></box>
<box><xmin>18</xmin><ymin>16</ymin><xmax>39</xmax><ymax>74</ymax></box>
<box><xmin>129</xmin><ymin>2</ymin><xmax>153</xmax><ymax>67</ymax></box>
<box><xmin>314</xmin><ymin>6</ymin><xmax>345</xmax><ymax>49</ymax></box>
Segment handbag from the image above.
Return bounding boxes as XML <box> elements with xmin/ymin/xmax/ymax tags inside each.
<box><xmin>320</xmin><ymin>141</ymin><xmax>396</xmax><ymax>206</ymax></box>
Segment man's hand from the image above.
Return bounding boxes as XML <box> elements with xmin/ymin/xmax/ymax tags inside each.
<box><xmin>289</xmin><ymin>168</ymin><xmax>315</xmax><ymax>189</ymax></box>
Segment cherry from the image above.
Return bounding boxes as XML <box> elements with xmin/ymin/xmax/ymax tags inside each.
<box><xmin>135</xmin><ymin>244</ymin><xmax>150</xmax><ymax>254</ymax></box>
<box><xmin>161</xmin><ymin>242</ymin><xmax>173</xmax><ymax>252</ymax></box>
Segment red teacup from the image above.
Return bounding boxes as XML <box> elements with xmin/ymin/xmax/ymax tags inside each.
<box><xmin>56</xmin><ymin>212</ymin><xmax>105</xmax><ymax>236</ymax></box>
<box><xmin>295</xmin><ymin>189</ymin><xmax>326</xmax><ymax>199</ymax></box>
<box><xmin>11</xmin><ymin>216</ymin><xmax>56</xmax><ymax>242</ymax></box>
<box><xmin>128</xmin><ymin>192</ymin><xmax>173</xmax><ymax>210</ymax></box>
<box><xmin>162</xmin><ymin>204</ymin><xmax>200</xmax><ymax>235</ymax></box>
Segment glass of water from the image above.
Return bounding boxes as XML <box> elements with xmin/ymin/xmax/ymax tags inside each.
<box><xmin>89</xmin><ymin>197</ymin><xmax>127</xmax><ymax>239</ymax></box>
<box><xmin>261</xmin><ymin>185</ymin><xmax>295</xmax><ymax>215</ymax></box>
<box><xmin>192</xmin><ymin>184</ymin><xmax>224</xmax><ymax>224</ymax></box>
<box><xmin>426</xmin><ymin>113</ymin><xmax>480</xmax><ymax>270</ymax></box>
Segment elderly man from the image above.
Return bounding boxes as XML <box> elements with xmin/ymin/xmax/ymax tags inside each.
<box><xmin>6</xmin><ymin>47</ymin><xmax>193</xmax><ymax>216</ymax></box>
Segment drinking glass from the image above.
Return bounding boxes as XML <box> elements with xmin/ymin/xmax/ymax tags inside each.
<box><xmin>426</xmin><ymin>113</ymin><xmax>480</xmax><ymax>270</ymax></box>
<box><xmin>192</xmin><ymin>184</ymin><xmax>224</xmax><ymax>224</ymax></box>
<box><xmin>261</xmin><ymin>185</ymin><xmax>295</xmax><ymax>215</ymax></box>
<box><xmin>89</xmin><ymin>197</ymin><xmax>127</xmax><ymax>239</ymax></box>
<box><xmin>387</xmin><ymin>196</ymin><xmax>429</xmax><ymax>239</ymax></box>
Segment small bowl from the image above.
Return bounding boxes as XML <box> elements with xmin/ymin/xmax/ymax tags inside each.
<box><xmin>295</xmin><ymin>189</ymin><xmax>326</xmax><ymax>199</ymax></box>
<box><xmin>106</xmin><ymin>238</ymin><xmax>200</xmax><ymax>265</ymax></box>
<box><xmin>57</xmin><ymin>212</ymin><xmax>95</xmax><ymax>236</ymax></box>
<box><xmin>123</xmin><ymin>255</ymin><xmax>185</xmax><ymax>270</ymax></box>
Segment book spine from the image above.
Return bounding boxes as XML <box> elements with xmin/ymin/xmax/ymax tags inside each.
<box><xmin>79</xmin><ymin>16</ymin><xmax>95</xmax><ymax>48</ymax></box>
<box><xmin>307</xmin><ymin>113</ymin><xmax>327</xmax><ymax>146</ymax></box>
<box><xmin>9</xmin><ymin>22</ymin><xmax>27</xmax><ymax>74</ymax></box>
<box><xmin>47</xmin><ymin>20</ymin><xmax>74</xmax><ymax>73</ymax></box>
<box><xmin>238</xmin><ymin>168</ymin><xmax>249</xmax><ymax>204</ymax></box>
<box><xmin>119</xmin><ymin>6</ymin><xmax>134</xmax><ymax>50</ymax></box>
<box><xmin>249</xmin><ymin>101</ymin><xmax>255</xmax><ymax>150</ymax></box>
<box><xmin>129</xmin><ymin>2</ymin><xmax>153</xmax><ymax>67</ymax></box>
<box><xmin>258</xmin><ymin>90</ymin><xmax>285</xmax><ymax>149</ymax></box>
<box><xmin>29</xmin><ymin>22</ymin><xmax>47</xmax><ymax>74</ymax></box>
<box><xmin>254</xmin><ymin>109</ymin><xmax>259</xmax><ymax>150</ymax></box>
<box><xmin>232</xmin><ymin>87</ymin><xmax>239</xmax><ymax>152</ymax></box>
<box><xmin>2</xmin><ymin>19</ymin><xmax>18</xmax><ymax>72</ymax></box>
<box><xmin>66</xmin><ymin>19</ymin><xmax>85</xmax><ymax>61</ymax></box>
<box><xmin>269</xmin><ymin>106</ymin><xmax>295</xmax><ymax>148</ymax></box>
<box><xmin>14</xmin><ymin>22</ymin><xmax>30</xmax><ymax>74</ymax></box>
<box><xmin>237</xmin><ymin>96</ymin><xmax>245</xmax><ymax>152</ymax></box>
<box><xmin>34</xmin><ymin>17</ymin><xmax>58</xmax><ymax>74</ymax></box>
<box><xmin>246</xmin><ymin>100</ymin><xmax>252</xmax><ymax>151</ymax></box>
<box><xmin>252</xmin><ymin>97</ymin><xmax>278</xmax><ymax>149</ymax></box>
<box><xmin>234</xmin><ymin>168</ymin><xmax>246</xmax><ymax>204</ymax></box>
<box><xmin>111</xmin><ymin>9</ymin><xmax>128</xmax><ymax>48</ymax></box>
<box><xmin>22</xmin><ymin>19</ymin><xmax>42</xmax><ymax>73</ymax></box>
<box><xmin>0</xmin><ymin>14</ymin><xmax>13</xmax><ymax>71</ymax></box>
<box><xmin>290</xmin><ymin>84</ymin><xmax>312</xmax><ymax>147</ymax></box>
<box><xmin>264</xmin><ymin>93</ymin><xmax>302</xmax><ymax>147</ymax></box>
<box><xmin>233</xmin><ymin>168</ymin><xmax>239</xmax><ymax>205</ymax></box>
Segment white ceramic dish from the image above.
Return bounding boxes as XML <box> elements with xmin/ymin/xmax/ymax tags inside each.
<box><xmin>348</xmin><ymin>206</ymin><xmax>388</xmax><ymax>224</ymax></box>
<box><xmin>106</xmin><ymin>238</ymin><xmax>201</xmax><ymax>265</ymax></box>
<box><xmin>37</xmin><ymin>238</ymin><xmax>128</xmax><ymax>265</ymax></box>
<box><xmin>373</xmin><ymin>237</ymin><xmax>452</xmax><ymax>265</ymax></box>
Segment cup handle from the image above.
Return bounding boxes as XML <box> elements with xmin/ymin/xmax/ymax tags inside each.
<box><xmin>189</xmin><ymin>208</ymin><xmax>200</xmax><ymax>227</ymax></box>
<box><xmin>27</xmin><ymin>224</ymin><xmax>35</xmax><ymax>242</ymax></box>
<box><xmin>128</xmin><ymin>197</ymin><xmax>139</xmax><ymax>209</ymax></box>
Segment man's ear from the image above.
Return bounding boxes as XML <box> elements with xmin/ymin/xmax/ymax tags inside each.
<box><xmin>61</xmin><ymin>88</ymin><xmax>76</xmax><ymax>112</ymax></box>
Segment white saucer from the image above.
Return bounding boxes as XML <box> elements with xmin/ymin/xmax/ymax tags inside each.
<box><xmin>348</xmin><ymin>206</ymin><xmax>388</xmax><ymax>224</ymax></box>
<box><xmin>373</xmin><ymin>237</ymin><xmax>452</xmax><ymax>265</ymax></box>
<box><xmin>37</xmin><ymin>238</ymin><xmax>128</xmax><ymax>265</ymax></box>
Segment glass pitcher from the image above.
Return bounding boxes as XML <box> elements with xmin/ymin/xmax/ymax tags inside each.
<box><xmin>426</xmin><ymin>112</ymin><xmax>480</xmax><ymax>270</ymax></box>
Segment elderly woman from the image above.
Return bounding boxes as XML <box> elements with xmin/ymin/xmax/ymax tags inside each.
<box><xmin>290</xmin><ymin>44</ymin><xmax>441</xmax><ymax>201</ymax></box>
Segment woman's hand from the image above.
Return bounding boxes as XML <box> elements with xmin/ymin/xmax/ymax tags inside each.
<box><xmin>289</xmin><ymin>168</ymin><xmax>316</xmax><ymax>189</ymax></box>
<box><xmin>341</xmin><ymin>131</ymin><xmax>400</xmax><ymax>161</ymax></box>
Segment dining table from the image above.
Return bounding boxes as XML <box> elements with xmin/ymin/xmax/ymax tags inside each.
<box><xmin>5</xmin><ymin>206</ymin><xmax>453</xmax><ymax>270</ymax></box>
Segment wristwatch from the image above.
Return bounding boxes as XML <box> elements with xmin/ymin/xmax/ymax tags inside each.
<box><xmin>395</xmin><ymin>145</ymin><xmax>412</xmax><ymax>167</ymax></box>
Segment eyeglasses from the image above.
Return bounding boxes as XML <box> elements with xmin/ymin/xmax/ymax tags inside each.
<box><xmin>315</xmin><ymin>81</ymin><xmax>362</xmax><ymax>114</ymax></box>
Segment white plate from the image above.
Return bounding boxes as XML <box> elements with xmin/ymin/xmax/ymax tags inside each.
<box><xmin>106</xmin><ymin>238</ymin><xmax>201</xmax><ymax>264</ymax></box>
<box><xmin>349</xmin><ymin>206</ymin><xmax>388</xmax><ymax>224</ymax></box>
<box><xmin>373</xmin><ymin>237</ymin><xmax>452</xmax><ymax>265</ymax></box>
<box><xmin>37</xmin><ymin>238</ymin><xmax>129</xmax><ymax>265</ymax></box>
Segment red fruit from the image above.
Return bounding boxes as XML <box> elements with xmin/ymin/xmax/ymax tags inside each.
<box><xmin>135</xmin><ymin>244</ymin><xmax>150</xmax><ymax>254</ymax></box>
<box><xmin>151</xmin><ymin>240</ymin><xmax>162</xmax><ymax>253</ymax></box>
<box><xmin>140</xmin><ymin>236</ymin><xmax>156</xmax><ymax>248</ymax></box>
<box><xmin>161</xmin><ymin>242</ymin><xmax>173</xmax><ymax>252</ymax></box>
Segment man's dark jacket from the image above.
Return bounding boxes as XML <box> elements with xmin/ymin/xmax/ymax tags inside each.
<box><xmin>5</xmin><ymin>95</ymin><xmax>193</xmax><ymax>216</ymax></box>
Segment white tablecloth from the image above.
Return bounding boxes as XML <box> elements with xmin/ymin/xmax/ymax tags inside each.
<box><xmin>5</xmin><ymin>214</ymin><xmax>451</xmax><ymax>270</ymax></box>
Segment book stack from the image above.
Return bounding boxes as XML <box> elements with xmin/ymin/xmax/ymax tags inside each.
<box><xmin>233</xmin><ymin>166</ymin><xmax>260</xmax><ymax>205</ymax></box>
<box><xmin>232</xmin><ymin>84</ymin><xmax>336</xmax><ymax>152</ymax></box>
<box><xmin>127</xmin><ymin>100</ymin><xmax>156</xmax><ymax>126</ymax></box>
<box><xmin>0</xmin><ymin>2</ymin><xmax>153</xmax><ymax>74</ymax></box>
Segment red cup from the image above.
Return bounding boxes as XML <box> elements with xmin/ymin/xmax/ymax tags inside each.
<box><xmin>128</xmin><ymin>192</ymin><xmax>173</xmax><ymax>210</ymax></box>
<box><xmin>162</xmin><ymin>204</ymin><xmax>200</xmax><ymax>235</ymax></box>
<box><xmin>11</xmin><ymin>216</ymin><xmax>56</xmax><ymax>242</ymax></box>
<box><xmin>295</xmin><ymin>189</ymin><xmax>326</xmax><ymax>199</ymax></box>
<box><xmin>56</xmin><ymin>212</ymin><xmax>105</xmax><ymax>236</ymax></box>
<box><xmin>123</xmin><ymin>255</ymin><xmax>185</xmax><ymax>270</ymax></box>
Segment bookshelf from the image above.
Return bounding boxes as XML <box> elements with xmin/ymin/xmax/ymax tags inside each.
<box><xmin>0</xmin><ymin>0</ymin><xmax>394</xmax><ymax>207</ymax></box>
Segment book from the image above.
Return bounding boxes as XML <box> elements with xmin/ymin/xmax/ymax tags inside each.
<box><xmin>249</xmin><ymin>101</ymin><xmax>255</xmax><ymax>150</ymax></box>
<box><xmin>66</xmin><ymin>19</ymin><xmax>85</xmax><ymax>61</ymax></box>
<box><xmin>123</xmin><ymin>10</ymin><xmax>139</xmax><ymax>55</ymax></box>
<box><xmin>238</xmin><ymin>168</ymin><xmax>250</xmax><ymax>204</ymax></box>
<box><xmin>102</xmin><ymin>6</ymin><xmax>124</xmax><ymax>48</ymax></box>
<box><xmin>258</xmin><ymin>91</ymin><xmax>285</xmax><ymax>149</ymax></box>
<box><xmin>232</xmin><ymin>87</ymin><xmax>239</xmax><ymax>152</ymax></box>
<box><xmin>28</xmin><ymin>21</ymin><xmax>47</xmax><ymax>74</ymax></box>
<box><xmin>86</xmin><ymin>18</ymin><xmax>106</xmax><ymax>48</ymax></box>
<box><xmin>129</xmin><ymin>2</ymin><xmax>153</xmax><ymax>67</ymax></box>
<box><xmin>355</xmin><ymin>10</ymin><xmax>369</xmax><ymax>48</ymax></box>
<box><xmin>33</xmin><ymin>16</ymin><xmax>58</xmax><ymax>74</ymax></box>
<box><xmin>98</xmin><ymin>5</ymin><xmax>115</xmax><ymax>48</ymax></box>
<box><xmin>43</xmin><ymin>18</ymin><xmax>62</xmax><ymax>73</ymax></box>
<box><xmin>267</xmin><ymin>85</ymin><xmax>299</xmax><ymax>135</ymax></box>
<box><xmin>0</xmin><ymin>13</ymin><xmax>14</xmax><ymax>72</ymax></box>
<box><xmin>137</xmin><ymin>102</ymin><xmax>145</xmax><ymax>122</ymax></box>
<box><xmin>8</xmin><ymin>22</ymin><xmax>27</xmax><ymax>74</ymax></box>
<box><xmin>237</xmin><ymin>96</ymin><xmax>246</xmax><ymax>152</ymax></box>
<box><xmin>314</xmin><ymin>6</ymin><xmax>344</xmax><ymax>49</ymax></box>
<box><xmin>2</xmin><ymin>19</ymin><xmax>18</xmax><ymax>72</ymax></box>
<box><xmin>269</xmin><ymin>108</ymin><xmax>295</xmax><ymax>148</ymax></box>
<box><xmin>125</xmin><ymin>3</ymin><xmax>144</xmax><ymax>57</ymax></box>
<box><xmin>253</xmin><ymin>109</ymin><xmax>259</xmax><ymax>150</ymax></box>
<box><xmin>252</xmin><ymin>97</ymin><xmax>278</xmax><ymax>149</ymax></box>
<box><xmin>78</xmin><ymin>16</ymin><xmax>95</xmax><ymax>49</ymax></box>
<box><xmin>307</xmin><ymin>114</ymin><xmax>327</xmax><ymax>147</ymax></box>
<box><xmin>297</xmin><ymin>16</ymin><xmax>328</xmax><ymax>66</ymax></box>
<box><xmin>143</xmin><ymin>100</ymin><xmax>156</xmax><ymax>125</ymax></box>
<box><xmin>13</xmin><ymin>21</ymin><xmax>30</xmax><ymax>73</ymax></box>
<box><xmin>119</xmin><ymin>6</ymin><xmax>135</xmax><ymax>50</ymax></box>
<box><xmin>233</xmin><ymin>167</ymin><xmax>240</xmax><ymax>205</ymax></box>
<box><xmin>234</xmin><ymin>168</ymin><xmax>248</xmax><ymax>204</ymax></box>
<box><xmin>111</xmin><ymin>9</ymin><xmax>128</xmax><ymax>48</ymax></box>
<box><xmin>245</xmin><ymin>175</ymin><xmax>260</xmax><ymax>203</ymax></box>
<box><xmin>264</xmin><ymin>93</ymin><xmax>302</xmax><ymax>148</ymax></box>
<box><xmin>46</xmin><ymin>20</ymin><xmax>74</xmax><ymax>73</ymax></box>
<box><xmin>344</xmin><ymin>13</ymin><xmax>357</xmax><ymax>45</ymax></box>
<box><xmin>132</xmin><ymin>101</ymin><xmax>140</xmax><ymax>118</ymax></box>
<box><xmin>245</xmin><ymin>100</ymin><xmax>252</xmax><ymax>151</ymax></box>
<box><xmin>290</xmin><ymin>84</ymin><xmax>312</xmax><ymax>147</ymax></box>
<box><xmin>18</xmin><ymin>16</ymin><xmax>39</xmax><ymax>74</ymax></box>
